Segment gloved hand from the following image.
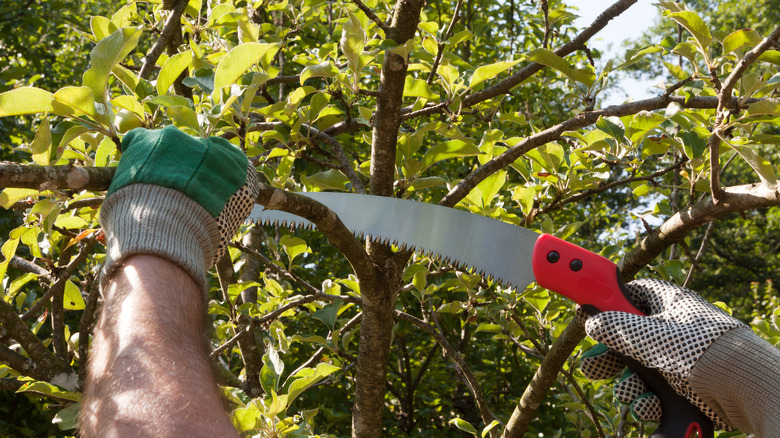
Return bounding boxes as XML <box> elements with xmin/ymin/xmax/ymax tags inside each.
<box><xmin>578</xmin><ymin>279</ymin><xmax>747</xmax><ymax>430</ymax></box>
<box><xmin>99</xmin><ymin>126</ymin><xmax>260</xmax><ymax>291</ymax></box>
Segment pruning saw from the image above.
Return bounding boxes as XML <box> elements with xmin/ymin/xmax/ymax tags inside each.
<box><xmin>248</xmin><ymin>192</ymin><xmax>714</xmax><ymax>438</ymax></box>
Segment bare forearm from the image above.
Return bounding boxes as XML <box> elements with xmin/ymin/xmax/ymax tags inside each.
<box><xmin>81</xmin><ymin>255</ymin><xmax>237</xmax><ymax>437</ymax></box>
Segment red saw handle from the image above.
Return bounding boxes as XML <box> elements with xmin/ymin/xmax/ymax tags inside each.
<box><xmin>531</xmin><ymin>234</ymin><xmax>714</xmax><ymax>438</ymax></box>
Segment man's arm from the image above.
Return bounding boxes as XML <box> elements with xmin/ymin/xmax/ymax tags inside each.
<box><xmin>81</xmin><ymin>255</ymin><xmax>238</xmax><ymax>437</ymax></box>
<box><xmin>78</xmin><ymin>127</ymin><xmax>260</xmax><ymax>436</ymax></box>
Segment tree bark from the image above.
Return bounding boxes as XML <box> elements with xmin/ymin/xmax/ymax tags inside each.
<box><xmin>352</xmin><ymin>1</ymin><xmax>425</xmax><ymax>436</ymax></box>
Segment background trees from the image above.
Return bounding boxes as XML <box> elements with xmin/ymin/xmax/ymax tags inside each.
<box><xmin>0</xmin><ymin>0</ymin><xmax>778</xmax><ymax>436</ymax></box>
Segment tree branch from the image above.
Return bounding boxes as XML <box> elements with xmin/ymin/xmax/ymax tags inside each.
<box><xmin>21</xmin><ymin>238</ymin><xmax>97</xmax><ymax>320</ymax></box>
<box><xmin>396</xmin><ymin>310</ymin><xmax>501</xmax><ymax>438</ymax></box>
<box><xmin>439</xmin><ymin>95</ymin><xmax>755</xmax><ymax>208</ymax></box>
<box><xmin>351</xmin><ymin>0</ymin><xmax>391</xmax><ymax>34</ymax></box>
<box><xmin>0</xmin><ymin>163</ymin><xmax>116</xmax><ymax>191</ymax></box>
<box><xmin>139</xmin><ymin>0</ymin><xmax>189</xmax><ymax>80</ymax></box>
<box><xmin>621</xmin><ymin>183</ymin><xmax>780</xmax><ymax>279</ymax></box>
<box><xmin>539</xmin><ymin>156</ymin><xmax>689</xmax><ymax>215</ymax></box>
<box><xmin>500</xmin><ymin>318</ymin><xmax>586</xmax><ymax>438</ymax></box>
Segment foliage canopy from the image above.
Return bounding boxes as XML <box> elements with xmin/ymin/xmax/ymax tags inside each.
<box><xmin>0</xmin><ymin>0</ymin><xmax>778</xmax><ymax>437</ymax></box>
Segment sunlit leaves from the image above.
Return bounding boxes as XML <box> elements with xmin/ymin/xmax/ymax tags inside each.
<box><xmin>52</xmin><ymin>87</ymin><xmax>97</xmax><ymax>117</ymax></box>
<box><xmin>663</xmin><ymin>10</ymin><xmax>712</xmax><ymax>54</ymax></box>
<box><xmin>212</xmin><ymin>42</ymin><xmax>280</xmax><ymax>102</ymax></box>
<box><xmin>30</xmin><ymin>118</ymin><xmax>52</xmax><ymax>166</ymax></box>
<box><xmin>0</xmin><ymin>87</ymin><xmax>54</xmax><ymax>116</ymax></box>
<box><xmin>82</xmin><ymin>28</ymin><xmax>142</xmax><ymax>99</ymax></box>
<box><xmin>469</xmin><ymin>59</ymin><xmax>522</xmax><ymax>89</ymax></box>
<box><xmin>157</xmin><ymin>52</ymin><xmax>194</xmax><ymax>95</ymax></box>
<box><xmin>722</xmin><ymin>28</ymin><xmax>763</xmax><ymax>55</ymax></box>
<box><xmin>340</xmin><ymin>11</ymin><xmax>366</xmax><ymax>92</ymax></box>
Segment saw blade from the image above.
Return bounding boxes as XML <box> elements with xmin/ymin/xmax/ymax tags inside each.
<box><xmin>248</xmin><ymin>192</ymin><xmax>540</xmax><ymax>291</ymax></box>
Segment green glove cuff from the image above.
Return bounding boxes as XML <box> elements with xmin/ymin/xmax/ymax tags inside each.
<box><xmin>107</xmin><ymin>125</ymin><xmax>249</xmax><ymax>217</ymax></box>
<box><xmin>100</xmin><ymin>184</ymin><xmax>218</xmax><ymax>291</ymax></box>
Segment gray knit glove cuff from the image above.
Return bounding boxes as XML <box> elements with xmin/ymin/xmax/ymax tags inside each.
<box><xmin>99</xmin><ymin>183</ymin><xmax>220</xmax><ymax>292</ymax></box>
<box><xmin>690</xmin><ymin>326</ymin><xmax>780</xmax><ymax>436</ymax></box>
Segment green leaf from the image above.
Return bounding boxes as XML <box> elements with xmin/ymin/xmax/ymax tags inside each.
<box><xmin>17</xmin><ymin>380</ymin><xmax>82</xmax><ymax>402</ymax></box>
<box><xmin>30</xmin><ymin>118</ymin><xmax>52</xmax><ymax>166</ymax></box>
<box><xmin>449</xmin><ymin>418</ymin><xmax>478</xmax><ymax>435</ymax></box>
<box><xmin>469</xmin><ymin>59</ymin><xmax>521</xmax><ymax>89</ymax></box>
<box><xmin>403</xmin><ymin>77</ymin><xmax>440</xmax><ymax>100</ymax></box>
<box><xmin>300</xmin><ymin>61</ymin><xmax>339</xmax><ymax>85</ymax></box>
<box><xmin>672</xmin><ymin>42</ymin><xmax>701</xmax><ymax>69</ymax></box>
<box><xmin>0</xmin><ymin>87</ymin><xmax>54</xmax><ymax>117</ymax></box>
<box><xmin>63</xmin><ymin>280</ymin><xmax>85</xmax><ymax>310</ymax></box>
<box><xmin>477</xmin><ymin>171</ymin><xmax>506</xmax><ymax>207</ymax></box>
<box><xmin>596</xmin><ymin>116</ymin><xmax>625</xmax><ymax>143</ymax></box>
<box><xmin>52</xmin><ymin>403</ymin><xmax>80</xmax><ymax>431</ymax></box>
<box><xmin>83</xmin><ymin>28</ymin><xmax>142</xmax><ymax>98</ymax></box>
<box><xmin>524</xmin><ymin>289</ymin><xmax>550</xmax><ymax>314</ymax></box>
<box><xmin>512</xmin><ymin>186</ymin><xmax>535</xmax><ymax>215</ymax></box>
<box><xmin>618</xmin><ymin>45</ymin><xmax>663</xmax><ymax>69</ymax></box>
<box><xmin>758</xmin><ymin>50</ymin><xmax>780</xmax><ymax>66</ymax></box>
<box><xmin>52</xmin><ymin>86</ymin><xmax>97</xmax><ymax>117</ymax></box>
<box><xmin>679</xmin><ymin>130</ymin><xmax>707</xmax><ymax>159</ymax></box>
<box><xmin>663</xmin><ymin>10</ymin><xmax>712</xmax><ymax>51</ymax></box>
<box><xmin>0</xmin><ymin>189</ymin><xmax>39</xmax><ymax>210</ymax></box>
<box><xmin>727</xmin><ymin>141</ymin><xmax>777</xmax><ymax>185</ymax></box>
<box><xmin>280</xmin><ymin>235</ymin><xmax>310</xmax><ymax>267</ymax></box>
<box><xmin>157</xmin><ymin>51</ymin><xmax>194</xmax><ymax>95</ymax></box>
<box><xmin>303</xmin><ymin>169</ymin><xmax>350</xmax><ymax>191</ymax></box>
<box><xmin>340</xmin><ymin>11</ymin><xmax>366</xmax><ymax>90</ymax></box>
<box><xmin>482</xmin><ymin>420</ymin><xmax>501</xmax><ymax>438</ymax></box>
<box><xmin>0</xmin><ymin>237</ymin><xmax>20</xmax><ymax>283</ymax></box>
<box><xmin>90</xmin><ymin>16</ymin><xmax>111</xmax><ymax>40</ymax></box>
<box><xmin>421</xmin><ymin>140</ymin><xmax>481</xmax><ymax>171</ymax></box>
<box><xmin>312</xmin><ymin>300</ymin><xmax>341</xmax><ymax>330</ymax></box>
<box><xmin>286</xmin><ymin>363</ymin><xmax>340</xmax><ymax>405</ymax></box>
<box><xmin>722</xmin><ymin>28</ymin><xmax>763</xmax><ymax>55</ymax></box>
<box><xmin>182</xmin><ymin>68</ymin><xmax>215</xmax><ymax>94</ymax></box>
<box><xmin>213</xmin><ymin>42</ymin><xmax>280</xmax><ymax>102</ymax></box>
<box><xmin>260</xmin><ymin>347</ymin><xmax>284</xmax><ymax>394</ymax></box>
<box><xmin>166</xmin><ymin>106</ymin><xmax>200</xmax><ymax>133</ymax></box>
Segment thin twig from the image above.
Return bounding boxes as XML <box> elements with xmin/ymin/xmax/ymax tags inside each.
<box><xmin>351</xmin><ymin>0</ymin><xmax>391</xmax><ymax>34</ymax></box>
<box><xmin>395</xmin><ymin>310</ymin><xmax>501</xmax><ymax>438</ymax></box>
<box><xmin>427</xmin><ymin>0</ymin><xmax>463</xmax><ymax>84</ymax></box>
<box><xmin>21</xmin><ymin>238</ymin><xmax>97</xmax><ymax>320</ymax></box>
<box><xmin>539</xmin><ymin>156</ymin><xmax>689</xmax><ymax>214</ymax></box>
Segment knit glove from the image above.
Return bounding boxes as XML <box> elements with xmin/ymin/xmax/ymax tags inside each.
<box><xmin>99</xmin><ymin>126</ymin><xmax>260</xmax><ymax>291</ymax></box>
<box><xmin>578</xmin><ymin>279</ymin><xmax>746</xmax><ymax>430</ymax></box>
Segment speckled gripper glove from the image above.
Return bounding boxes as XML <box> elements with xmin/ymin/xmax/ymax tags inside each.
<box><xmin>99</xmin><ymin>126</ymin><xmax>260</xmax><ymax>292</ymax></box>
<box><xmin>579</xmin><ymin>278</ymin><xmax>780</xmax><ymax>437</ymax></box>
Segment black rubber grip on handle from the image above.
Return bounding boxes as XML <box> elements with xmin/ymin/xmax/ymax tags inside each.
<box><xmin>619</xmin><ymin>355</ymin><xmax>714</xmax><ymax>438</ymax></box>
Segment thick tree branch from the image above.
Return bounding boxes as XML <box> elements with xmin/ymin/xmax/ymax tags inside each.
<box><xmin>439</xmin><ymin>95</ymin><xmax>755</xmax><ymax>207</ymax></box>
<box><xmin>621</xmin><ymin>183</ymin><xmax>780</xmax><ymax>279</ymax></box>
<box><xmin>139</xmin><ymin>0</ymin><xmax>189</xmax><ymax>80</ymax></box>
<box><xmin>255</xmin><ymin>184</ymin><xmax>375</xmax><ymax>282</ymax></box>
<box><xmin>0</xmin><ymin>163</ymin><xmax>116</xmax><ymax>191</ymax></box>
<box><xmin>501</xmin><ymin>318</ymin><xmax>586</xmax><ymax>438</ymax></box>
<box><xmin>354</xmin><ymin>1</ymin><xmax>425</xmax><ymax>436</ymax></box>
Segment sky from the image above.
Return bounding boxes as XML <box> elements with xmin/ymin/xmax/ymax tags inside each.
<box><xmin>571</xmin><ymin>0</ymin><xmax>663</xmax><ymax>106</ymax></box>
